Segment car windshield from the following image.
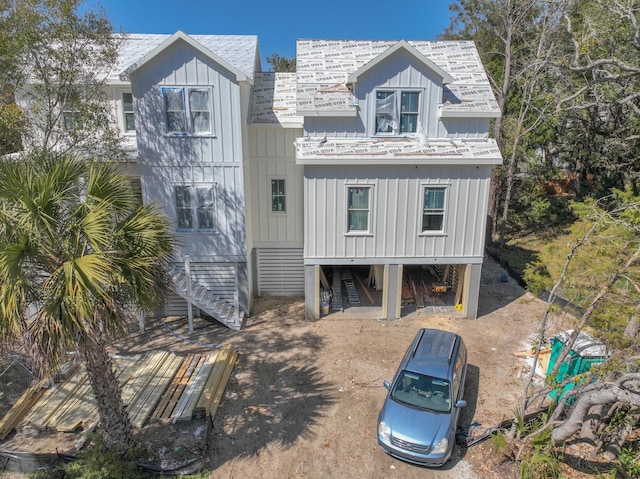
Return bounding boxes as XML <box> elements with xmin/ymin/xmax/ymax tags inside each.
<box><xmin>390</xmin><ymin>370</ymin><xmax>451</xmax><ymax>412</ymax></box>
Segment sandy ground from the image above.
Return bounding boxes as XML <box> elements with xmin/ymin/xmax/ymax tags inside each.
<box><xmin>114</xmin><ymin>255</ymin><xmax>569</xmax><ymax>479</ymax></box>
<box><xmin>1</xmin><ymin>255</ymin><xmax>573</xmax><ymax>478</ymax></box>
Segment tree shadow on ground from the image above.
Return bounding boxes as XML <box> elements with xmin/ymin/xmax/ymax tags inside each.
<box><xmin>204</xmin><ymin>309</ymin><xmax>337</xmax><ymax>470</ymax></box>
<box><xmin>112</xmin><ymin>298</ymin><xmax>337</xmax><ymax>472</ymax></box>
<box><xmin>561</xmin><ymin>449</ymin><xmax>617</xmax><ymax>476</ymax></box>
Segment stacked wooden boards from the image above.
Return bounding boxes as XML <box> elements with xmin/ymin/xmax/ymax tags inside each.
<box><xmin>0</xmin><ymin>346</ymin><xmax>237</xmax><ymax>439</ymax></box>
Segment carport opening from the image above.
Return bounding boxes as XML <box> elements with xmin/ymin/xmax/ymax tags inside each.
<box><xmin>319</xmin><ymin>264</ymin><xmax>463</xmax><ymax>317</ymax></box>
<box><xmin>401</xmin><ymin>264</ymin><xmax>461</xmax><ymax>315</ymax></box>
<box><xmin>319</xmin><ymin>265</ymin><xmax>382</xmax><ymax>316</ymax></box>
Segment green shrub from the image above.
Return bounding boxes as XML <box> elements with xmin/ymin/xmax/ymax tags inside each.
<box><xmin>617</xmin><ymin>446</ymin><xmax>640</xmax><ymax>478</ymax></box>
<box><xmin>61</xmin><ymin>436</ymin><xmax>150</xmax><ymax>479</ymax></box>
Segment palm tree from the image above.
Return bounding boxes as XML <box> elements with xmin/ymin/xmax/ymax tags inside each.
<box><xmin>0</xmin><ymin>151</ymin><xmax>174</xmax><ymax>453</ymax></box>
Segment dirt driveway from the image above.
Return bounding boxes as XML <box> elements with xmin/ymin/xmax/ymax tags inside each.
<box><xmin>111</xmin><ymin>255</ymin><xmax>569</xmax><ymax>479</ymax></box>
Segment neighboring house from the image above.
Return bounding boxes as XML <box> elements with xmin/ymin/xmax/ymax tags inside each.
<box><xmin>16</xmin><ymin>32</ymin><xmax>501</xmax><ymax>330</ymax></box>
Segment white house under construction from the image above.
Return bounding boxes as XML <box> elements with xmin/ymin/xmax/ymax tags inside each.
<box><xmin>19</xmin><ymin>32</ymin><xmax>503</xmax><ymax>329</ymax></box>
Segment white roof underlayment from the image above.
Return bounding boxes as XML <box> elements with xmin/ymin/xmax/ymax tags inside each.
<box><xmin>295</xmin><ymin>39</ymin><xmax>500</xmax><ymax>117</ymax></box>
<box><xmin>249</xmin><ymin>73</ymin><xmax>303</xmax><ymax>126</ymax></box>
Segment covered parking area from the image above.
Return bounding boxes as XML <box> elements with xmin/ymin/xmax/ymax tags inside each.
<box><xmin>304</xmin><ymin>261</ymin><xmax>482</xmax><ymax>321</ymax></box>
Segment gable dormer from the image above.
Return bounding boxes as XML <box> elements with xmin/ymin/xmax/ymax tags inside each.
<box><xmin>297</xmin><ymin>40</ymin><xmax>499</xmax><ymax>141</ymax></box>
<box><xmin>348</xmin><ymin>40</ymin><xmax>453</xmax><ymax>138</ymax></box>
<box><xmin>119</xmin><ymin>31</ymin><xmax>250</xmax><ymax>83</ymax></box>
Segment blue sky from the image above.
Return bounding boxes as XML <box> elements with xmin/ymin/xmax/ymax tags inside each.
<box><xmin>96</xmin><ymin>0</ymin><xmax>457</xmax><ymax>68</ymax></box>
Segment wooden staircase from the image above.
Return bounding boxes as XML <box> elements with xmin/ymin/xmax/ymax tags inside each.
<box><xmin>169</xmin><ymin>264</ymin><xmax>244</xmax><ymax>331</ymax></box>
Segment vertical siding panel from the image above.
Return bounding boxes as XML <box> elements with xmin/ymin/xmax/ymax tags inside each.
<box><xmin>324</xmin><ymin>178</ymin><xmax>333</xmax><ymax>257</ymax></box>
<box><xmin>467</xmin><ymin>178</ymin><xmax>476</xmax><ymax>255</ymax></box>
<box><xmin>379</xmin><ymin>179</ymin><xmax>388</xmax><ymax>257</ymax></box>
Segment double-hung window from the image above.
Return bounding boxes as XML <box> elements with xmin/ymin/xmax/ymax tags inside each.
<box><xmin>422</xmin><ymin>186</ymin><xmax>447</xmax><ymax>233</ymax></box>
<box><xmin>271</xmin><ymin>179</ymin><xmax>286</xmax><ymax>213</ymax></box>
<box><xmin>347</xmin><ymin>186</ymin><xmax>371</xmax><ymax>233</ymax></box>
<box><xmin>122</xmin><ymin>92</ymin><xmax>135</xmax><ymax>132</ymax></box>
<box><xmin>375</xmin><ymin>90</ymin><xmax>421</xmax><ymax>135</ymax></box>
<box><xmin>175</xmin><ymin>184</ymin><xmax>216</xmax><ymax>231</ymax></box>
<box><xmin>162</xmin><ymin>87</ymin><xmax>213</xmax><ymax>135</ymax></box>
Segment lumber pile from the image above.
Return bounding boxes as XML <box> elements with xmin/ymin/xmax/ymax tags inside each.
<box><xmin>195</xmin><ymin>345</ymin><xmax>237</xmax><ymax>420</ymax></box>
<box><xmin>1</xmin><ymin>347</ymin><xmax>238</xmax><ymax>438</ymax></box>
<box><xmin>0</xmin><ymin>381</ymin><xmax>47</xmax><ymax>440</ymax></box>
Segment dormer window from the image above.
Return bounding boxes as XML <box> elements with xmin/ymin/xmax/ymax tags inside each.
<box><xmin>162</xmin><ymin>86</ymin><xmax>213</xmax><ymax>136</ymax></box>
<box><xmin>375</xmin><ymin>90</ymin><xmax>420</xmax><ymax>135</ymax></box>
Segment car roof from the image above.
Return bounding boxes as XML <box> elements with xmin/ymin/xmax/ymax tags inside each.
<box><xmin>405</xmin><ymin>329</ymin><xmax>459</xmax><ymax>379</ymax></box>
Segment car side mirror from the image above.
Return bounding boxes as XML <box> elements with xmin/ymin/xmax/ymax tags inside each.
<box><xmin>455</xmin><ymin>399</ymin><xmax>467</xmax><ymax>408</ymax></box>
<box><xmin>383</xmin><ymin>380</ymin><xmax>390</xmax><ymax>390</ymax></box>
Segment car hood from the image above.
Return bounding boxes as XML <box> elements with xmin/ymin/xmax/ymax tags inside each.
<box><xmin>380</xmin><ymin>398</ymin><xmax>453</xmax><ymax>445</ymax></box>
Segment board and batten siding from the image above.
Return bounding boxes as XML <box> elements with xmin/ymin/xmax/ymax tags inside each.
<box><xmin>303</xmin><ymin>165</ymin><xmax>492</xmax><ymax>262</ymax></box>
<box><xmin>131</xmin><ymin>39</ymin><xmax>248</xmax><ymax>262</ymax></box>
<box><xmin>132</xmin><ymin>41</ymin><xmax>245</xmax><ymax>168</ymax></box>
<box><xmin>438</xmin><ymin>118</ymin><xmax>492</xmax><ymax>139</ymax></box>
<box><xmin>245</xmin><ymin>127</ymin><xmax>305</xmax><ymax>296</ymax></box>
<box><xmin>140</xmin><ymin>164</ymin><xmax>246</xmax><ymax>261</ymax></box>
<box><xmin>246</xmin><ymin>128</ymin><xmax>304</xmax><ymax>246</ymax></box>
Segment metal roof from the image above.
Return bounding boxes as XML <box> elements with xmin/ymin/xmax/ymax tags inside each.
<box><xmin>249</xmin><ymin>72</ymin><xmax>303</xmax><ymax>126</ymax></box>
<box><xmin>112</xmin><ymin>33</ymin><xmax>259</xmax><ymax>82</ymax></box>
<box><xmin>296</xmin><ymin>39</ymin><xmax>500</xmax><ymax>117</ymax></box>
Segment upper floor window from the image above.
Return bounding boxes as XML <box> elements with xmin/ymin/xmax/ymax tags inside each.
<box><xmin>271</xmin><ymin>179</ymin><xmax>286</xmax><ymax>213</ymax></box>
<box><xmin>347</xmin><ymin>186</ymin><xmax>371</xmax><ymax>233</ymax></box>
<box><xmin>122</xmin><ymin>92</ymin><xmax>135</xmax><ymax>132</ymax></box>
<box><xmin>375</xmin><ymin>90</ymin><xmax>420</xmax><ymax>135</ymax></box>
<box><xmin>175</xmin><ymin>184</ymin><xmax>216</xmax><ymax>231</ymax></box>
<box><xmin>422</xmin><ymin>186</ymin><xmax>446</xmax><ymax>233</ymax></box>
<box><xmin>162</xmin><ymin>87</ymin><xmax>213</xmax><ymax>135</ymax></box>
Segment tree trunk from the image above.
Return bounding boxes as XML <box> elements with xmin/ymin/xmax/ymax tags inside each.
<box><xmin>580</xmin><ymin>403</ymin><xmax>606</xmax><ymax>442</ymax></box>
<box><xmin>498</xmin><ymin>151</ymin><xmax>517</xmax><ymax>249</ymax></box>
<box><xmin>80</xmin><ymin>334</ymin><xmax>135</xmax><ymax>453</ymax></box>
<box><xmin>624</xmin><ymin>299</ymin><xmax>640</xmax><ymax>339</ymax></box>
<box><xmin>551</xmin><ymin>375</ymin><xmax>640</xmax><ymax>444</ymax></box>
<box><xmin>603</xmin><ymin>418</ymin><xmax>633</xmax><ymax>461</ymax></box>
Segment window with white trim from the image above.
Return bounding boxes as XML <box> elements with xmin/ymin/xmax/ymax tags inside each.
<box><xmin>422</xmin><ymin>186</ymin><xmax>446</xmax><ymax>232</ymax></box>
<box><xmin>175</xmin><ymin>184</ymin><xmax>216</xmax><ymax>231</ymax></box>
<box><xmin>271</xmin><ymin>179</ymin><xmax>286</xmax><ymax>213</ymax></box>
<box><xmin>347</xmin><ymin>186</ymin><xmax>371</xmax><ymax>233</ymax></box>
<box><xmin>375</xmin><ymin>90</ymin><xmax>420</xmax><ymax>135</ymax></box>
<box><xmin>122</xmin><ymin>92</ymin><xmax>135</xmax><ymax>132</ymax></box>
<box><xmin>162</xmin><ymin>87</ymin><xmax>213</xmax><ymax>135</ymax></box>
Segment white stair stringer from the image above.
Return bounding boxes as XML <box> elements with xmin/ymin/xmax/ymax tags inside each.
<box><xmin>168</xmin><ymin>266</ymin><xmax>245</xmax><ymax>331</ymax></box>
